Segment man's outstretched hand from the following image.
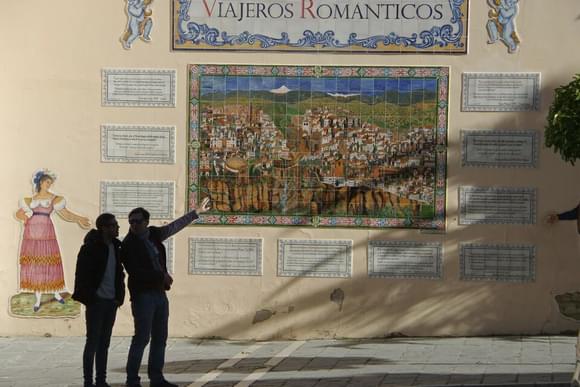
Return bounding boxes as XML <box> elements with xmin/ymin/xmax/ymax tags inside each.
<box><xmin>546</xmin><ymin>213</ymin><xmax>559</xmax><ymax>225</ymax></box>
<box><xmin>197</xmin><ymin>197</ymin><xmax>211</xmax><ymax>213</ymax></box>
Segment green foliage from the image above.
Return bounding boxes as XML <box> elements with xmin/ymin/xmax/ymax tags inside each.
<box><xmin>545</xmin><ymin>74</ymin><xmax>580</xmax><ymax>165</ymax></box>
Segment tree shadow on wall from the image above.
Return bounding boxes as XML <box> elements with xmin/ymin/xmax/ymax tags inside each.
<box><xmin>181</xmin><ymin>73</ymin><xmax>580</xmax><ymax>342</ymax></box>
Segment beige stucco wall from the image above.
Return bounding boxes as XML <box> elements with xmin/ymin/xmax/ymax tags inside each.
<box><xmin>1</xmin><ymin>0</ymin><xmax>579</xmax><ymax>339</ymax></box>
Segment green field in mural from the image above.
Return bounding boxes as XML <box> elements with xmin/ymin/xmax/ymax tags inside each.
<box><xmin>188</xmin><ymin>65</ymin><xmax>448</xmax><ymax>229</ymax></box>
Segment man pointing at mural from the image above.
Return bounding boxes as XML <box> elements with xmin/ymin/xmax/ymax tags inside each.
<box><xmin>547</xmin><ymin>201</ymin><xmax>580</xmax><ymax>233</ymax></box>
<box><xmin>122</xmin><ymin>198</ymin><xmax>211</xmax><ymax>387</ymax></box>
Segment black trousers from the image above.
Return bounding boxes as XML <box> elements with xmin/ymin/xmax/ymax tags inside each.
<box><xmin>82</xmin><ymin>297</ymin><xmax>117</xmax><ymax>386</ymax></box>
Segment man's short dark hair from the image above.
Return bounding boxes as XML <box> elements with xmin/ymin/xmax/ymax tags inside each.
<box><xmin>128</xmin><ymin>207</ymin><xmax>150</xmax><ymax>221</ymax></box>
<box><xmin>95</xmin><ymin>213</ymin><xmax>116</xmax><ymax>231</ymax></box>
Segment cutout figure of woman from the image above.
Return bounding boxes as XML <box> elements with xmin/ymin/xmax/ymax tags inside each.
<box><xmin>15</xmin><ymin>170</ymin><xmax>91</xmax><ymax>313</ymax></box>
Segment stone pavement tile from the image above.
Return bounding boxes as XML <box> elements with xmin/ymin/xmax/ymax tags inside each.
<box><xmin>517</xmin><ymin>364</ymin><xmax>553</xmax><ymax>373</ymax></box>
<box><xmin>458</xmin><ymin>351</ymin><xmax>492</xmax><ymax>361</ymax></box>
<box><xmin>251</xmin><ymin>380</ymin><xmax>286</xmax><ymax>387</ymax></box>
<box><xmin>551</xmin><ymin>345</ymin><xmax>576</xmax><ymax>354</ymax></box>
<box><xmin>462</xmin><ymin>338</ymin><xmax>494</xmax><ymax>346</ymax></box>
<box><xmin>413</xmin><ymin>374</ymin><xmax>450</xmax><ymax>386</ymax></box>
<box><xmin>284</xmin><ymin>379</ymin><xmax>318</xmax><ymax>387</ymax></box>
<box><xmin>271</xmin><ymin>357</ymin><xmax>311</xmax><ymax>372</ymax></box>
<box><xmin>164</xmin><ymin>359</ymin><xmax>209</xmax><ymax>374</ymax></box>
<box><xmin>447</xmin><ymin>374</ymin><xmax>483</xmax><ymax>385</ymax></box>
<box><xmin>410</xmin><ymin>338</ymin><xmax>460</xmax><ymax>346</ymax></box>
<box><xmin>349</xmin><ymin>341</ymin><xmax>388</xmax><ymax>350</ymax></box>
<box><xmin>421</xmin><ymin>364</ymin><xmax>451</xmax><ymax>375</ymax></box>
<box><xmin>367</xmin><ymin>356</ymin><xmax>400</xmax><ymax>365</ymax></box>
<box><xmin>431</xmin><ymin>345</ymin><xmax>463</xmax><ymax>354</ymax></box>
<box><xmin>380</xmin><ymin>364</ymin><xmax>425</xmax><ymax>376</ymax></box>
<box><xmin>255</xmin><ymin>342</ymin><xmax>299</xmax><ymax>357</ymax></box>
<box><xmin>402</xmin><ymin>345</ymin><xmax>435</xmax><ymax>355</ymax></box>
<box><xmin>308</xmin><ymin>340</ymin><xmax>348</xmax><ymax>350</ymax></box>
<box><xmin>334</xmin><ymin>357</ymin><xmax>371</xmax><ymax>369</ymax></box>
<box><xmin>230</xmin><ymin>357</ymin><xmax>270</xmax><ymax>372</ymax></box>
<box><xmin>316</xmin><ymin>348</ymin><xmax>352</xmax><ymax>357</ymax></box>
<box><xmin>427</xmin><ymin>355</ymin><xmax>461</xmax><ymax>365</ymax></box>
<box><xmin>517</xmin><ymin>372</ymin><xmax>553</xmax><ymax>383</ymax></box>
<box><xmin>276</xmin><ymin>369</ymin><xmax>326</xmax><ymax>380</ymax></box>
<box><xmin>487</xmin><ymin>356</ymin><xmax>520</xmax><ymax>365</ymax></box>
<box><xmin>552</xmin><ymin>363</ymin><xmax>575</xmax><ymax>375</ymax></box>
<box><xmin>203</xmin><ymin>382</ymin><xmax>237</xmax><ymax>387</ymax></box>
<box><xmin>552</xmin><ymin>372</ymin><xmax>574</xmax><ymax>382</ymax></box>
<box><xmin>296</xmin><ymin>348</ymin><xmax>328</xmax><ymax>358</ymax></box>
<box><xmin>182</xmin><ymin>358</ymin><xmax>226</xmax><ymax>373</ymax></box>
<box><xmin>380</xmin><ymin>373</ymin><xmax>418</xmax><ymax>386</ymax></box>
<box><xmin>376</xmin><ymin>341</ymin><xmax>410</xmax><ymax>350</ymax></box>
<box><xmin>214</xmin><ymin>371</ymin><xmax>252</xmax><ymax>384</ymax></box>
<box><xmin>0</xmin><ymin>352</ymin><xmax>25</xmax><ymax>366</ymax></box>
<box><xmin>302</xmin><ymin>357</ymin><xmax>340</xmax><ymax>370</ymax></box>
<box><xmin>400</xmin><ymin>354</ymin><xmax>433</xmax><ymax>363</ymax></box>
<box><xmin>314</xmin><ymin>377</ymin><xmax>350</xmax><ymax>387</ymax></box>
<box><xmin>552</xmin><ymin>355</ymin><xmax>574</xmax><ymax>364</ymax></box>
<box><xmin>521</xmin><ymin>355</ymin><xmax>554</xmax><ymax>364</ymax></box>
<box><xmin>481</xmin><ymin>372</ymin><xmax>518</xmax><ymax>384</ymax></box>
<box><xmin>345</xmin><ymin>375</ymin><xmax>385</xmax><ymax>387</ymax></box>
<box><xmin>0</xmin><ymin>336</ymin><xmax>576</xmax><ymax>387</ymax></box>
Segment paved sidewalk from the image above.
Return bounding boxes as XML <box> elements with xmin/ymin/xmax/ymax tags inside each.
<box><xmin>0</xmin><ymin>336</ymin><xmax>575</xmax><ymax>387</ymax></box>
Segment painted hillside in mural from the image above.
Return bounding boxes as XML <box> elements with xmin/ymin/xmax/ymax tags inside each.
<box><xmin>188</xmin><ymin>65</ymin><xmax>448</xmax><ymax>229</ymax></box>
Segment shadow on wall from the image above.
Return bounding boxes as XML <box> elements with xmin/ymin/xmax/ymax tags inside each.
<box><xmin>178</xmin><ymin>77</ymin><xmax>580</xmax><ymax>340</ymax></box>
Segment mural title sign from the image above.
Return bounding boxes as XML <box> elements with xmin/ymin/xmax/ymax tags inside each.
<box><xmin>173</xmin><ymin>0</ymin><xmax>468</xmax><ymax>53</ymax></box>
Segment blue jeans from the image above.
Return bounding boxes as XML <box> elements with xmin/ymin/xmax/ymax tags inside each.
<box><xmin>83</xmin><ymin>297</ymin><xmax>118</xmax><ymax>386</ymax></box>
<box><xmin>126</xmin><ymin>290</ymin><xmax>169</xmax><ymax>385</ymax></box>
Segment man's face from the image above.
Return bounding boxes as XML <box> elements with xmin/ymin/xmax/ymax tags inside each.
<box><xmin>102</xmin><ymin>218</ymin><xmax>120</xmax><ymax>239</ymax></box>
<box><xmin>128</xmin><ymin>213</ymin><xmax>149</xmax><ymax>235</ymax></box>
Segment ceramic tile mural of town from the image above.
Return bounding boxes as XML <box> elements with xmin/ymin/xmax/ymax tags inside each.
<box><xmin>188</xmin><ymin>65</ymin><xmax>448</xmax><ymax>229</ymax></box>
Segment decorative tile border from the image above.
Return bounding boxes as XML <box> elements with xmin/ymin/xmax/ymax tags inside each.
<box><xmin>459</xmin><ymin>186</ymin><xmax>536</xmax><ymax>225</ymax></box>
<box><xmin>173</xmin><ymin>0</ymin><xmax>468</xmax><ymax>53</ymax></box>
<box><xmin>100</xmin><ymin>181</ymin><xmax>175</xmax><ymax>219</ymax></box>
<box><xmin>461</xmin><ymin>72</ymin><xmax>540</xmax><ymax>112</ymax></box>
<box><xmin>460</xmin><ymin>130</ymin><xmax>539</xmax><ymax>168</ymax></box>
<box><xmin>187</xmin><ymin>65</ymin><xmax>449</xmax><ymax>230</ymax></box>
<box><xmin>101</xmin><ymin>68</ymin><xmax>176</xmax><ymax>107</ymax></box>
<box><xmin>368</xmin><ymin>240</ymin><xmax>442</xmax><ymax>279</ymax></box>
<box><xmin>278</xmin><ymin>239</ymin><xmax>352</xmax><ymax>278</ymax></box>
<box><xmin>189</xmin><ymin>237</ymin><xmax>262</xmax><ymax>276</ymax></box>
<box><xmin>460</xmin><ymin>243</ymin><xmax>535</xmax><ymax>282</ymax></box>
<box><xmin>101</xmin><ymin>124</ymin><xmax>175</xmax><ymax>164</ymax></box>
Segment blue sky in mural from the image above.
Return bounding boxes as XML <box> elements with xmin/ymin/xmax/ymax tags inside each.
<box><xmin>201</xmin><ymin>76</ymin><xmax>437</xmax><ymax>96</ymax></box>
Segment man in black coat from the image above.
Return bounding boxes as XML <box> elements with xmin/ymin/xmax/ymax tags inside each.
<box><xmin>73</xmin><ymin>213</ymin><xmax>125</xmax><ymax>387</ymax></box>
<box><xmin>122</xmin><ymin>198</ymin><xmax>210</xmax><ymax>387</ymax></box>
<box><xmin>547</xmin><ymin>201</ymin><xmax>580</xmax><ymax>234</ymax></box>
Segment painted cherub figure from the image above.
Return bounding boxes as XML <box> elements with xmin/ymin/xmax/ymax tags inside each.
<box><xmin>121</xmin><ymin>0</ymin><xmax>153</xmax><ymax>50</ymax></box>
<box><xmin>487</xmin><ymin>0</ymin><xmax>520</xmax><ymax>53</ymax></box>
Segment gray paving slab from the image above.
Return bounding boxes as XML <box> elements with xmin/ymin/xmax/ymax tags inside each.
<box><xmin>0</xmin><ymin>336</ymin><xmax>575</xmax><ymax>386</ymax></box>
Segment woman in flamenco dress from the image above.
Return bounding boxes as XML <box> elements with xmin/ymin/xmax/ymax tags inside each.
<box><xmin>15</xmin><ymin>170</ymin><xmax>90</xmax><ymax>312</ymax></box>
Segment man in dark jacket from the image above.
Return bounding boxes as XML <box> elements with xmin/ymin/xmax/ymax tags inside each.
<box><xmin>122</xmin><ymin>197</ymin><xmax>210</xmax><ymax>387</ymax></box>
<box><xmin>547</xmin><ymin>202</ymin><xmax>580</xmax><ymax>234</ymax></box>
<box><xmin>73</xmin><ymin>213</ymin><xmax>124</xmax><ymax>387</ymax></box>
